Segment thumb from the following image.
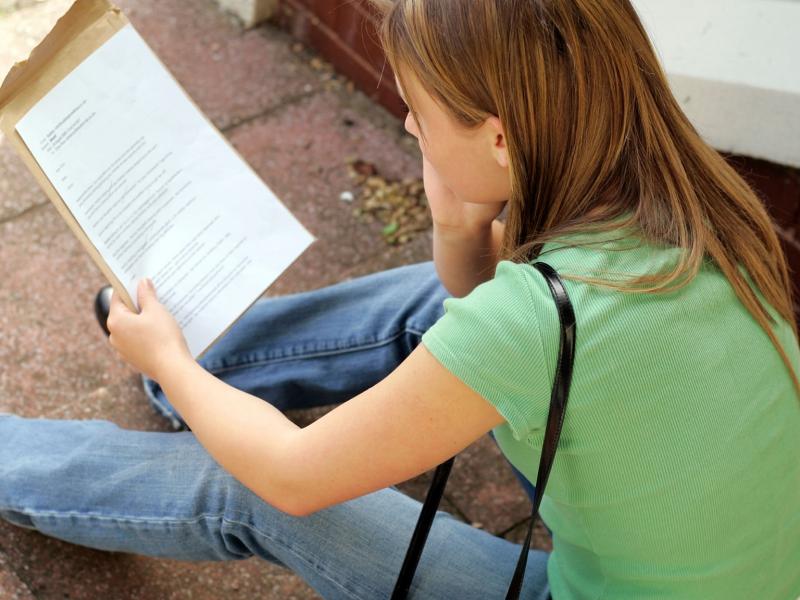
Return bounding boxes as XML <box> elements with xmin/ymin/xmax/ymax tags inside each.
<box><xmin>137</xmin><ymin>277</ymin><xmax>158</xmax><ymax>310</ymax></box>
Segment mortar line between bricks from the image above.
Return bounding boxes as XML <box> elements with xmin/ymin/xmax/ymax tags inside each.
<box><xmin>0</xmin><ymin>200</ymin><xmax>50</xmax><ymax>226</ymax></box>
<box><xmin>220</xmin><ymin>88</ymin><xmax>322</xmax><ymax>134</ymax></box>
<box><xmin>497</xmin><ymin>514</ymin><xmax>534</xmax><ymax>539</ymax></box>
<box><xmin>441</xmin><ymin>491</ymin><xmax>472</xmax><ymax>524</ymax></box>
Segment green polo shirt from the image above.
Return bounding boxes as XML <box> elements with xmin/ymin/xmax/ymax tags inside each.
<box><xmin>421</xmin><ymin>226</ymin><xmax>800</xmax><ymax>599</ymax></box>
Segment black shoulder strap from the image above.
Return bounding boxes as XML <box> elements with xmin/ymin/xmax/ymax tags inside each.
<box><xmin>392</xmin><ymin>261</ymin><xmax>576</xmax><ymax>600</ymax></box>
<box><xmin>504</xmin><ymin>261</ymin><xmax>576</xmax><ymax>599</ymax></box>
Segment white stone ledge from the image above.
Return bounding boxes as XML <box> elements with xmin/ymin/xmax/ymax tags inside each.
<box><xmin>633</xmin><ymin>0</ymin><xmax>800</xmax><ymax>168</ymax></box>
<box><xmin>215</xmin><ymin>0</ymin><xmax>276</xmax><ymax>29</ymax></box>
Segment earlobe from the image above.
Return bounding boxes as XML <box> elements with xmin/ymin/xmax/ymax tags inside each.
<box><xmin>487</xmin><ymin>115</ymin><xmax>509</xmax><ymax>169</ymax></box>
<box><xmin>495</xmin><ymin>135</ymin><xmax>509</xmax><ymax>169</ymax></box>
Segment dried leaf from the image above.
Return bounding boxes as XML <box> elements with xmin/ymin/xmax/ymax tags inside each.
<box><xmin>345</xmin><ymin>160</ymin><xmax>432</xmax><ymax>246</ymax></box>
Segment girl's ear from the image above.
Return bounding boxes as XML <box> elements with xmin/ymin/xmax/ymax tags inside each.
<box><xmin>486</xmin><ymin>115</ymin><xmax>509</xmax><ymax>169</ymax></box>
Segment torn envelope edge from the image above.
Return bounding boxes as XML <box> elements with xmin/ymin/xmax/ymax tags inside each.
<box><xmin>0</xmin><ymin>0</ymin><xmax>136</xmax><ymax>310</ymax></box>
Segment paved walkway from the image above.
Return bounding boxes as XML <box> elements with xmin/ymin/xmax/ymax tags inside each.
<box><xmin>0</xmin><ymin>0</ymin><xmax>547</xmax><ymax>597</ymax></box>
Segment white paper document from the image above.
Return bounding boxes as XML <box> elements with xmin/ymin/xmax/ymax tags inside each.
<box><xmin>16</xmin><ymin>24</ymin><xmax>315</xmax><ymax>357</ymax></box>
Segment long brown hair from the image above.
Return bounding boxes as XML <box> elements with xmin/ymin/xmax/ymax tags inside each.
<box><xmin>370</xmin><ymin>0</ymin><xmax>799</xmax><ymax>395</ymax></box>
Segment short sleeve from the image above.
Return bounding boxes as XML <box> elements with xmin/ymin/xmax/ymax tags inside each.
<box><xmin>421</xmin><ymin>261</ymin><xmax>556</xmax><ymax>442</ymax></box>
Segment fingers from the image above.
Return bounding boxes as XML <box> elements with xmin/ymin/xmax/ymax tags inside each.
<box><xmin>109</xmin><ymin>287</ymin><xmax>125</xmax><ymax>311</ymax></box>
<box><xmin>107</xmin><ymin>286</ymin><xmax>135</xmax><ymax>332</ymax></box>
<box><xmin>138</xmin><ymin>278</ymin><xmax>151</xmax><ymax>308</ymax></box>
<box><xmin>107</xmin><ymin>293</ymin><xmax>121</xmax><ymax>335</ymax></box>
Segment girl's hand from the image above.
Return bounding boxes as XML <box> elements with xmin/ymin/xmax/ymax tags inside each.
<box><xmin>422</xmin><ymin>155</ymin><xmax>506</xmax><ymax>235</ymax></box>
<box><xmin>107</xmin><ymin>278</ymin><xmax>192</xmax><ymax>382</ymax></box>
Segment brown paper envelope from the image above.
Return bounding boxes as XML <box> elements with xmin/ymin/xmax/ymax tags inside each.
<box><xmin>0</xmin><ymin>0</ymin><xmax>137</xmax><ymax>310</ymax></box>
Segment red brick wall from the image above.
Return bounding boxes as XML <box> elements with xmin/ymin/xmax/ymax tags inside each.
<box><xmin>730</xmin><ymin>156</ymin><xmax>800</xmax><ymax>320</ymax></box>
<box><xmin>271</xmin><ymin>0</ymin><xmax>800</xmax><ymax>322</ymax></box>
<box><xmin>272</xmin><ymin>0</ymin><xmax>405</xmax><ymax>117</ymax></box>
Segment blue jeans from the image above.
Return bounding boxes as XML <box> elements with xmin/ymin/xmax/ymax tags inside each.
<box><xmin>0</xmin><ymin>261</ymin><xmax>550</xmax><ymax>599</ymax></box>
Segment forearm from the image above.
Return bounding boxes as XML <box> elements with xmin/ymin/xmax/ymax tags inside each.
<box><xmin>433</xmin><ymin>219</ymin><xmax>505</xmax><ymax>297</ymax></box>
<box><xmin>159</xmin><ymin>357</ymin><xmax>304</xmax><ymax>515</ymax></box>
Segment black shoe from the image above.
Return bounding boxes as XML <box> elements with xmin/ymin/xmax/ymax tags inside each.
<box><xmin>94</xmin><ymin>285</ymin><xmax>113</xmax><ymax>337</ymax></box>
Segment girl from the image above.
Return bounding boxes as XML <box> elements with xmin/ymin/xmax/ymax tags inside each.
<box><xmin>2</xmin><ymin>1</ymin><xmax>799</xmax><ymax>598</ymax></box>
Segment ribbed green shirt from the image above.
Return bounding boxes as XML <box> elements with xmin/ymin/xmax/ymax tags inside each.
<box><xmin>421</xmin><ymin>228</ymin><xmax>800</xmax><ymax>599</ymax></box>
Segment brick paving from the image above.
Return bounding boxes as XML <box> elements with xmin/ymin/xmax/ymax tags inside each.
<box><xmin>0</xmin><ymin>0</ymin><xmax>547</xmax><ymax>598</ymax></box>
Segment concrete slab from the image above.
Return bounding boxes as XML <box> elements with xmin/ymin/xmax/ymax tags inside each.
<box><xmin>0</xmin><ymin>205</ymin><xmax>152</xmax><ymax>422</ymax></box>
<box><xmin>225</xmin><ymin>89</ymin><xmax>427</xmax><ymax>295</ymax></box>
<box><xmin>503</xmin><ymin>518</ymin><xmax>554</xmax><ymax>553</ymax></box>
<box><xmin>0</xmin><ymin>0</ymin><xmax>325</xmax><ymax>133</ymax></box>
<box><xmin>0</xmin><ymin>521</ymin><xmax>318</xmax><ymax>599</ymax></box>
<box><xmin>0</xmin><ymin>550</ymin><xmax>35</xmax><ymax>600</ymax></box>
<box><xmin>393</xmin><ymin>469</ymin><xmax>469</xmax><ymax>523</ymax></box>
<box><xmin>114</xmin><ymin>0</ymin><xmax>324</xmax><ymax>131</ymax></box>
<box><xmin>0</xmin><ymin>138</ymin><xmax>47</xmax><ymax>222</ymax></box>
<box><xmin>443</xmin><ymin>435</ymin><xmax>533</xmax><ymax>536</ymax></box>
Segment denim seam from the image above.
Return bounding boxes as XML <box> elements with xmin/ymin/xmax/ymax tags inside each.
<box><xmin>222</xmin><ymin>516</ymin><xmax>369</xmax><ymax>600</ymax></box>
<box><xmin>3</xmin><ymin>508</ymin><xmax>228</xmax><ymax>524</ymax></box>
<box><xmin>205</xmin><ymin>327</ymin><xmax>424</xmax><ymax>376</ymax></box>
<box><xmin>3</xmin><ymin>507</ymin><xmax>366</xmax><ymax>599</ymax></box>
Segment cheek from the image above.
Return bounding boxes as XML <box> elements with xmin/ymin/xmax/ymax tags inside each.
<box><xmin>417</xmin><ymin>121</ymin><xmax>509</xmax><ymax>203</ymax></box>
<box><xmin>429</xmin><ymin>146</ymin><xmax>498</xmax><ymax>203</ymax></box>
